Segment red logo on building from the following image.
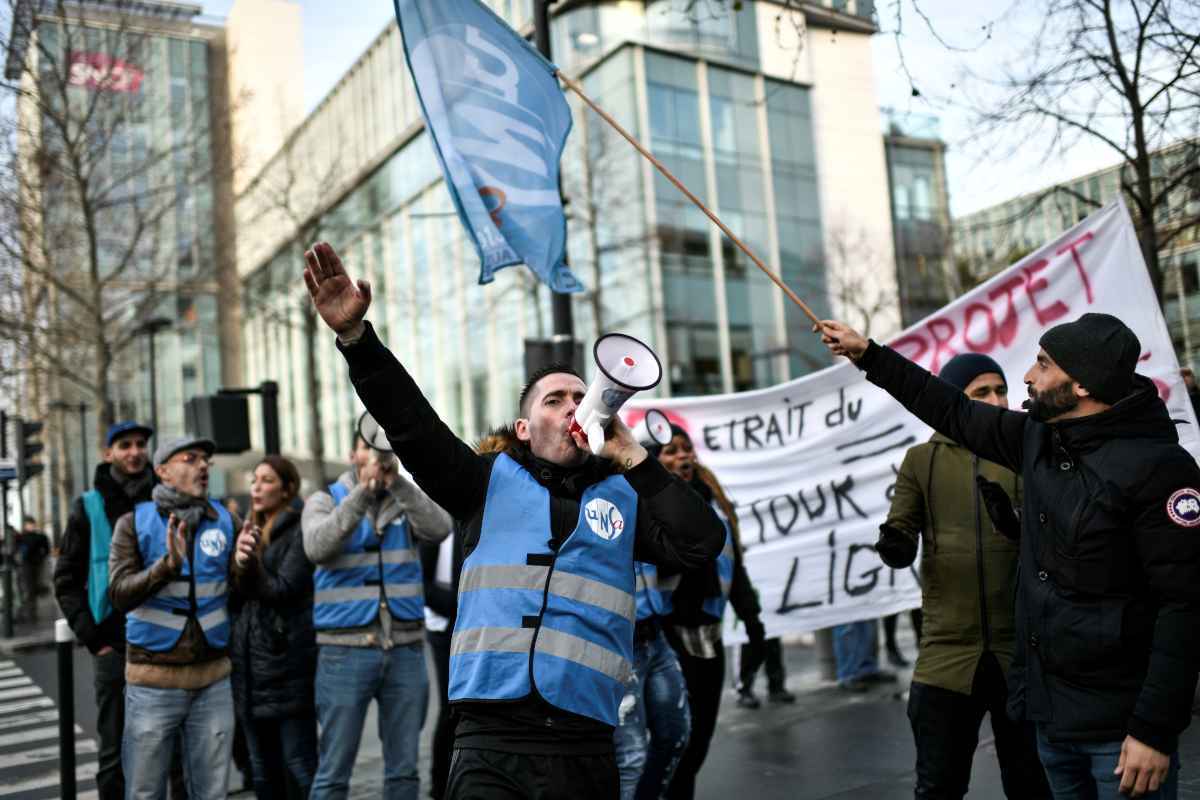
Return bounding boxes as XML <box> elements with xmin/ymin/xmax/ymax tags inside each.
<box><xmin>67</xmin><ymin>52</ymin><xmax>145</xmax><ymax>93</ymax></box>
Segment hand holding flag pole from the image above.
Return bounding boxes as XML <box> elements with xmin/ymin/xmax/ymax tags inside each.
<box><xmin>555</xmin><ymin>71</ymin><xmax>823</xmax><ymax>328</ymax></box>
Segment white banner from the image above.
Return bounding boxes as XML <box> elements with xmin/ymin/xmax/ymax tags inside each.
<box><xmin>626</xmin><ymin>199</ymin><xmax>1199</xmax><ymax>640</ymax></box>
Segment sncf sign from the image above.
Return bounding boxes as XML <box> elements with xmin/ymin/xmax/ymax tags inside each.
<box><xmin>67</xmin><ymin>52</ymin><xmax>144</xmax><ymax>93</ymax></box>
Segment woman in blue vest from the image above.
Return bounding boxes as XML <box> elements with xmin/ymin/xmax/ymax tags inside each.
<box><xmin>303</xmin><ymin>241</ymin><xmax>726</xmax><ymax>800</ymax></box>
<box><xmin>230</xmin><ymin>455</ymin><xmax>317</xmax><ymax>799</ymax></box>
<box><xmin>654</xmin><ymin>427</ymin><xmax>767</xmax><ymax>800</ymax></box>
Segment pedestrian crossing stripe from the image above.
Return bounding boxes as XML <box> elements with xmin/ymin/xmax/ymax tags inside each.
<box><xmin>0</xmin><ymin>661</ymin><xmax>98</xmax><ymax>798</ymax></box>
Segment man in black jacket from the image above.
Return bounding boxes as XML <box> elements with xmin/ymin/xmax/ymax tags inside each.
<box><xmin>304</xmin><ymin>241</ymin><xmax>725</xmax><ymax>799</ymax></box>
<box><xmin>818</xmin><ymin>313</ymin><xmax>1200</xmax><ymax>799</ymax></box>
<box><xmin>53</xmin><ymin>420</ymin><xmax>154</xmax><ymax>800</ymax></box>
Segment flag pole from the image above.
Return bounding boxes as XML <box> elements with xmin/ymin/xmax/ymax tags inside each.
<box><xmin>557</xmin><ymin>70</ymin><xmax>823</xmax><ymax>327</ymax></box>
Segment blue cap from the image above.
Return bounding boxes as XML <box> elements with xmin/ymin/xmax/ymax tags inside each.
<box><xmin>106</xmin><ymin>421</ymin><xmax>154</xmax><ymax>447</ymax></box>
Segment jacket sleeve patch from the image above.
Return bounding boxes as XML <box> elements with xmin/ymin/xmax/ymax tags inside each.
<box><xmin>1166</xmin><ymin>488</ymin><xmax>1200</xmax><ymax>528</ymax></box>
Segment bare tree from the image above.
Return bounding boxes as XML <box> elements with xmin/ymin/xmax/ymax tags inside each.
<box><xmin>824</xmin><ymin>223</ymin><xmax>900</xmax><ymax>340</ymax></box>
<box><xmin>964</xmin><ymin>0</ymin><xmax>1200</xmax><ymax>300</ymax></box>
<box><xmin>0</xmin><ymin>0</ymin><xmax>237</xmax><ymax>439</ymax></box>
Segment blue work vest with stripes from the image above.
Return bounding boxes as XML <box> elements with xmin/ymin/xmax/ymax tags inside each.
<box><xmin>312</xmin><ymin>481</ymin><xmax>423</xmax><ymax>631</ymax></box>
<box><xmin>126</xmin><ymin>501</ymin><xmax>233</xmax><ymax>653</ymax></box>
<box><xmin>450</xmin><ymin>453</ymin><xmax>639</xmax><ymax>726</ymax></box>
<box><xmin>635</xmin><ymin>562</ymin><xmax>678</xmax><ymax>621</ymax></box>
<box><xmin>83</xmin><ymin>490</ymin><xmax>114</xmax><ymax>625</ymax></box>
<box><xmin>701</xmin><ymin>503</ymin><xmax>735</xmax><ymax>621</ymax></box>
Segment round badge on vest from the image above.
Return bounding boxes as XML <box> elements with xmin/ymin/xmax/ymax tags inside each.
<box><xmin>199</xmin><ymin>528</ymin><xmax>228</xmax><ymax>558</ymax></box>
<box><xmin>584</xmin><ymin>498</ymin><xmax>626</xmax><ymax>540</ymax></box>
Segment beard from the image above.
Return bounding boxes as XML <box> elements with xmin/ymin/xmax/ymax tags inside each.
<box><xmin>1022</xmin><ymin>379</ymin><xmax>1079</xmax><ymax>421</ymax></box>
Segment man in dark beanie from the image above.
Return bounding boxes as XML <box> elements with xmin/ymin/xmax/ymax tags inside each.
<box><xmin>817</xmin><ymin>313</ymin><xmax>1200</xmax><ymax>799</ymax></box>
<box><xmin>877</xmin><ymin>353</ymin><xmax>1050</xmax><ymax>799</ymax></box>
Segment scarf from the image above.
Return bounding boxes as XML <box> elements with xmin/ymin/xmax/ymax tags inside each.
<box><xmin>151</xmin><ymin>483</ymin><xmax>211</xmax><ymax>531</ymax></box>
<box><xmin>111</xmin><ymin>464</ymin><xmax>153</xmax><ymax>501</ymax></box>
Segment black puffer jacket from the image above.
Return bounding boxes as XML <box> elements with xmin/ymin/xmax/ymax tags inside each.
<box><xmin>230</xmin><ymin>508</ymin><xmax>317</xmax><ymax>720</ymax></box>
<box><xmin>861</xmin><ymin>341</ymin><xmax>1200</xmax><ymax>754</ymax></box>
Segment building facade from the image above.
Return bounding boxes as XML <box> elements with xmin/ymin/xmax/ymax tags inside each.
<box><xmin>954</xmin><ymin>138</ymin><xmax>1200</xmax><ymax>366</ymax></box>
<box><xmin>235</xmin><ymin>0</ymin><xmax>899</xmax><ymax>484</ymax></box>
<box><xmin>882</xmin><ymin>109</ymin><xmax>955</xmax><ymax>328</ymax></box>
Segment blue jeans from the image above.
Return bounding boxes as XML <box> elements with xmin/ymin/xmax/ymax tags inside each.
<box><xmin>1036</xmin><ymin>726</ymin><xmax>1180</xmax><ymax>800</ymax></box>
<box><xmin>614</xmin><ymin>629</ymin><xmax>691</xmax><ymax>800</ymax></box>
<box><xmin>311</xmin><ymin>643</ymin><xmax>429</xmax><ymax>800</ymax></box>
<box><xmin>123</xmin><ymin>676</ymin><xmax>234</xmax><ymax>800</ymax></box>
<box><xmin>832</xmin><ymin>620</ymin><xmax>878</xmax><ymax>683</ymax></box>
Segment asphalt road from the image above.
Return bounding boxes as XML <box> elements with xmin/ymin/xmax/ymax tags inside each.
<box><xmin>7</xmin><ymin>634</ymin><xmax>1200</xmax><ymax>799</ymax></box>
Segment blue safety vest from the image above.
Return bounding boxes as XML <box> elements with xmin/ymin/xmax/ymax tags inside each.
<box><xmin>83</xmin><ymin>490</ymin><xmax>113</xmax><ymax>624</ymax></box>
<box><xmin>125</xmin><ymin>501</ymin><xmax>233</xmax><ymax>652</ymax></box>
<box><xmin>701</xmin><ymin>504</ymin><xmax>735</xmax><ymax>621</ymax></box>
<box><xmin>450</xmin><ymin>453</ymin><xmax>638</xmax><ymax>726</ymax></box>
<box><xmin>634</xmin><ymin>562</ymin><xmax>679</xmax><ymax>621</ymax></box>
<box><xmin>312</xmin><ymin>481</ymin><xmax>423</xmax><ymax>631</ymax></box>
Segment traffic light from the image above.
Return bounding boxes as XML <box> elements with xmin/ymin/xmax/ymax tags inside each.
<box><xmin>16</xmin><ymin>418</ymin><xmax>44</xmax><ymax>485</ymax></box>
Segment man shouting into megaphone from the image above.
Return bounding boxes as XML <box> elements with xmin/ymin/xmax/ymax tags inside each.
<box><xmin>303</xmin><ymin>242</ymin><xmax>725</xmax><ymax>800</ymax></box>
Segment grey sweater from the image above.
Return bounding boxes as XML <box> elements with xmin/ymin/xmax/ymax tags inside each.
<box><xmin>302</xmin><ymin>469</ymin><xmax>451</xmax><ymax>648</ymax></box>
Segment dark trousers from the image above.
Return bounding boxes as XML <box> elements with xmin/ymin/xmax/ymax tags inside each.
<box><xmin>666</xmin><ymin>647</ymin><xmax>724</xmax><ymax>800</ymax></box>
<box><xmin>241</xmin><ymin>714</ymin><xmax>319</xmax><ymax>799</ymax></box>
<box><xmin>739</xmin><ymin>637</ymin><xmax>785</xmax><ymax>693</ymax></box>
<box><xmin>94</xmin><ymin>649</ymin><xmax>126</xmax><ymax>800</ymax></box>
<box><xmin>907</xmin><ymin>652</ymin><xmax>1051</xmax><ymax>800</ymax></box>
<box><xmin>446</xmin><ymin>748</ymin><xmax>618</xmax><ymax>799</ymax></box>
<box><xmin>428</xmin><ymin>628</ymin><xmax>453</xmax><ymax>799</ymax></box>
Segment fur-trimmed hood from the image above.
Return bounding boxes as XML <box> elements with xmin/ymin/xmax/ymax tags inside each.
<box><xmin>475</xmin><ymin>424</ymin><xmax>523</xmax><ymax>456</ymax></box>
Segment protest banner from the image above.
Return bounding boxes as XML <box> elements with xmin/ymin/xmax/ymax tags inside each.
<box><xmin>627</xmin><ymin>199</ymin><xmax>1199</xmax><ymax>639</ymax></box>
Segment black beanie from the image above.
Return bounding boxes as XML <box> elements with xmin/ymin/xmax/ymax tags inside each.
<box><xmin>939</xmin><ymin>353</ymin><xmax>1006</xmax><ymax>391</ymax></box>
<box><xmin>1038</xmin><ymin>313</ymin><xmax>1141</xmax><ymax>405</ymax></box>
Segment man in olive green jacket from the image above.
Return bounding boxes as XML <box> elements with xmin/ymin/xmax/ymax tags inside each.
<box><xmin>877</xmin><ymin>353</ymin><xmax>1049</xmax><ymax>800</ymax></box>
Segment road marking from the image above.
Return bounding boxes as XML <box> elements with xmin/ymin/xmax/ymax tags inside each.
<box><xmin>0</xmin><ymin>662</ymin><xmax>100</xmax><ymax>798</ymax></box>
<box><xmin>0</xmin><ymin>760</ymin><xmax>99</xmax><ymax>797</ymax></box>
<box><xmin>0</xmin><ymin>739</ymin><xmax>98</xmax><ymax>769</ymax></box>
<box><xmin>0</xmin><ymin>668</ymin><xmax>23</xmax><ymax>679</ymax></box>
<box><xmin>0</xmin><ymin>686</ymin><xmax>41</xmax><ymax>701</ymax></box>
<box><xmin>0</xmin><ymin>708</ymin><xmax>57</xmax><ymax>730</ymax></box>
<box><xmin>0</xmin><ymin>696</ymin><xmax>54</xmax><ymax>715</ymax></box>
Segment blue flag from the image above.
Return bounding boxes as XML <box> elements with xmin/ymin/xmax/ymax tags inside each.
<box><xmin>394</xmin><ymin>0</ymin><xmax>582</xmax><ymax>293</ymax></box>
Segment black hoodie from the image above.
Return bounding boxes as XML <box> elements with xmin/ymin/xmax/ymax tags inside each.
<box><xmin>54</xmin><ymin>462</ymin><xmax>155</xmax><ymax>654</ymax></box>
<box><xmin>860</xmin><ymin>340</ymin><xmax>1200</xmax><ymax>755</ymax></box>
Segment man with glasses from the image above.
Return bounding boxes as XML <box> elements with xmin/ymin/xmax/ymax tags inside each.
<box><xmin>109</xmin><ymin>435</ymin><xmax>260</xmax><ymax>799</ymax></box>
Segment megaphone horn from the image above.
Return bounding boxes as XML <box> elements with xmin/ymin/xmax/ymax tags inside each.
<box><xmin>632</xmin><ymin>408</ymin><xmax>672</xmax><ymax>448</ymax></box>
<box><xmin>570</xmin><ymin>333</ymin><xmax>663</xmax><ymax>455</ymax></box>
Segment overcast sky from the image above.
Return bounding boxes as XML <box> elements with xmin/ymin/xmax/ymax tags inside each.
<box><xmin>200</xmin><ymin>0</ymin><xmax>1125</xmax><ymax>218</ymax></box>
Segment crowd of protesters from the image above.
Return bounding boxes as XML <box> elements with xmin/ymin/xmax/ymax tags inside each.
<box><xmin>30</xmin><ymin>237</ymin><xmax>1200</xmax><ymax>800</ymax></box>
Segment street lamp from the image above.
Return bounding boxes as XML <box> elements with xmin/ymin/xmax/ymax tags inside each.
<box><xmin>135</xmin><ymin>317</ymin><xmax>171</xmax><ymax>439</ymax></box>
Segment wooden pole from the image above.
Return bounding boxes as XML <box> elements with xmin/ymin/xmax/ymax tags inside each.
<box><xmin>557</xmin><ymin>70</ymin><xmax>822</xmax><ymax>327</ymax></box>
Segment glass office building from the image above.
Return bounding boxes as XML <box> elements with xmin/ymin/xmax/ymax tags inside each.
<box><xmin>237</xmin><ymin>0</ymin><xmax>892</xmax><ymax>478</ymax></box>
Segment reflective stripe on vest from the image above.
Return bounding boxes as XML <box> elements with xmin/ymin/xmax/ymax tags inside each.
<box><xmin>701</xmin><ymin>508</ymin><xmax>735</xmax><ymax>621</ymax></box>
<box><xmin>449</xmin><ymin>452</ymin><xmax>638</xmax><ymax>726</ymax></box>
<box><xmin>83</xmin><ymin>490</ymin><xmax>113</xmax><ymax>625</ymax></box>
<box><xmin>311</xmin><ymin>481</ymin><xmax>424</xmax><ymax>630</ymax></box>
<box><xmin>125</xmin><ymin>501</ymin><xmax>233</xmax><ymax>653</ymax></box>
<box><xmin>634</xmin><ymin>562</ymin><xmax>678</xmax><ymax>621</ymax></box>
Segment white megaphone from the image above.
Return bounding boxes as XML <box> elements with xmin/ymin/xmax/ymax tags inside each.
<box><xmin>570</xmin><ymin>333</ymin><xmax>663</xmax><ymax>455</ymax></box>
<box><xmin>357</xmin><ymin>411</ymin><xmax>396</xmax><ymax>467</ymax></box>
<box><xmin>631</xmin><ymin>408</ymin><xmax>672</xmax><ymax>448</ymax></box>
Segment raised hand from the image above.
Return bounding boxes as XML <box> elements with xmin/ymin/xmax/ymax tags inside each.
<box><xmin>166</xmin><ymin>514</ymin><xmax>188</xmax><ymax>572</ymax></box>
<box><xmin>234</xmin><ymin>519</ymin><xmax>260</xmax><ymax>568</ymax></box>
<box><xmin>303</xmin><ymin>241</ymin><xmax>372</xmax><ymax>336</ymax></box>
<box><xmin>814</xmin><ymin>320</ymin><xmax>869</xmax><ymax>362</ymax></box>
